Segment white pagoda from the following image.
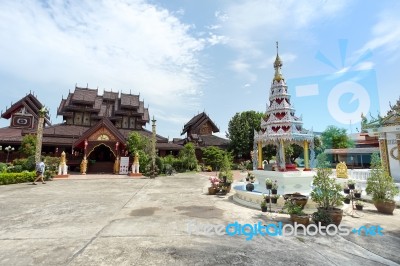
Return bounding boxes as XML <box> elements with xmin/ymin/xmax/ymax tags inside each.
<box><xmin>254</xmin><ymin>42</ymin><xmax>315</xmax><ymax>171</ymax></box>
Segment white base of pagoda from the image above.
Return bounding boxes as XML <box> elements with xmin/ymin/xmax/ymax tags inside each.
<box><xmin>254</xmin><ymin>170</ymin><xmax>315</xmax><ymax>195</ymax></box>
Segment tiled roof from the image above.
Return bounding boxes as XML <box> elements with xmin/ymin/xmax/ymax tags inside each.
<box><xmin>103</xmin><ymin>91</ymin><xmax>118</xmax><ymax>101</ymax></box>
<box><xmin>199</xmin><ymin>135</ymin><xmax>230</xmax><ymax>147</ymax></box>
<box><xmin>120</xmin><ymin>93</ymin><xmax>139</xmax><ymax>107</ymax></box>
<box><xmin>181</xmin><ymin>112</ymin><xmax>219</xmax><ymax>135</ymax></box>
<box><xmin>71</xmin><ymin>87</ymin><xmax>98</xmax><ymax>103</ymax></box>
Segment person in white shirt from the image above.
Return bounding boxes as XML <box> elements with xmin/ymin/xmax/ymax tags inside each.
<box><xmin>32</xmin><ymin>159</ymin><xmax>46</xmax><ymax>185</ymax></box>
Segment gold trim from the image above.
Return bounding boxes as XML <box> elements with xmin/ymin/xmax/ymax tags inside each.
<box><xmin>389</xmin><ymin>147</ymin><xmax>399</xmax><ymax>160</ymax></box>
<box><xmin>87</xmin><ymin>143</ymin><xmax>116</xmax><ymax>159</ymax></box>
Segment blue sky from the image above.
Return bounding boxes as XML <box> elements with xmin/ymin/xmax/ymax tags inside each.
<box><xmin>1</xmin><ymin>0</ymin><xmax>399</xmax><ymax>139</ymax></box>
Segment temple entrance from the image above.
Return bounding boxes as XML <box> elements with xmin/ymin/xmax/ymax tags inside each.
<box><xmin>87</xmin><ymin>144</ymin><xmax>116</xmax><ymax>173</ymax></box>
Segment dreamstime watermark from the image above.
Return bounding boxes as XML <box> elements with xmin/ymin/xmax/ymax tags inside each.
<box><xmin>187</xmin><ymin>220</ymin><xmax>384</xmax><ymax>241</ymax></box>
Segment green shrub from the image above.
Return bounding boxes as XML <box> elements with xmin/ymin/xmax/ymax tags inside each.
<box><xmin>7</xmin><ymin>165</ymin><xmax>23</xmax><ymax>173</ymax></box>
<box><xmin>0</xmin><ymin>163</ymin><xmax>7</xmax><ymax>172</ymax></box>
<box><xmin>0</xmin><ymin>171</ymin><xmax>36</xmax><ymax>185</ymax></box>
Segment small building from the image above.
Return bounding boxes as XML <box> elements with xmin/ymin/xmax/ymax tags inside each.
<box><xmin>175</xmin><ymin>112</ymin><xmax>230</xmax><ymax>160</ymax></box>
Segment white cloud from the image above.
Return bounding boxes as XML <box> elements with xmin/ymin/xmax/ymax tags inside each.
<box><xmin>359</xmin><ymin>9</ymin><xmax>400</xmax><ymax>62</ymax></box>
<box><xmin>0</xmin><ymin>0</ymin><xmax>206</xmax><ymax>126</ymax></box>
<box><xmin>207</xmin><ymin>33</ymin><xmax>228</xmax><ymax>46</ymax></box>
<box><xmin>216</xmin><ymin>0</ymin><xmax>347</xmax><ymax>79</ymax></box>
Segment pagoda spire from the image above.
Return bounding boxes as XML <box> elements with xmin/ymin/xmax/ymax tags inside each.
<box><xmin>273</xmin><ymin>41</ymin><xmax>284</xmax><ymax>82</ymax></box>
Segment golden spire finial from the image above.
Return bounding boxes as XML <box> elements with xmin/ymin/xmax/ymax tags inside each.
<box><xmin>273</xmin><ymin>41</ymin><xmax>283</xmax><ymax>82</ymax></box>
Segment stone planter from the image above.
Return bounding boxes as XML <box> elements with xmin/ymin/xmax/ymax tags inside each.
<box><xmin>208</xmin><ymin>187</ymin><xmax>217</xmax><ymax>195</ymax></box>
<box><xmin>290</xmin><ymin>214</ymin><xmax>309</xmax><ymax>226</ymax></box>
<box><xmin>318</xmin><ymin>207</ymin><xmax>343</xmax><ymax>226</ymax></box>
<box><xmin>374</xmin><ymin>200</ymin><xmax>396</xmax><ymax>215</ymax></box>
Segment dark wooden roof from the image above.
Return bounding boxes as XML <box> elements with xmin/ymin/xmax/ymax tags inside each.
<box><xmin>181</xmin><ymin>112</ymin><xmax>219</xmax><ymax>135</ymax></box>
<box><xmin>57</xmin><ymin>87</ymin><xmax>149</xmax><ymax>124</ymax></box>
<box><xmin>1</xmin><ymin>93</ymin><xmax>50</xmax><ymax>125</ymax></box>
<box><xmin>197</xmin><ymin>135</ymin><xmax>230</xmax><ymax>147</ymax></box>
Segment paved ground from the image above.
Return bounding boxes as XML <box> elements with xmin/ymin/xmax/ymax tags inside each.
<box><xmin>0</xmin><ymin>172</ymin><xmax>399</xmax><ymax>265</ymax></box>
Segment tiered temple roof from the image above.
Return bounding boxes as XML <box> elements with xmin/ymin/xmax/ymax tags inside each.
<box><xmin>255</xmin><ymin>44</ymin><xmax>313</xmax><ymax>144</ymax></box>
<box><xmin>57</xmin><ymin>86</ymin><xmax>149</xmax><ymax>128</ymax></box>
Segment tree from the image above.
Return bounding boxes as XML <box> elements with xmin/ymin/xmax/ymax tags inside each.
<box><xmin>179</xmin><ymin>143</ymin><xmax>198</xmax><ymax>171</ymax></box>
<box><xmin>262</xmin><ymin>144</ymin><xmax>277</xmax><ymax>164</ymax></box>
<box><xmin>126</xmin><ymin>132</ymin><xmax>151</xmax><ymax>173</ymax></box>
<box><xmin>202</xmin><ymin>146</ymin><xmax>225</xmax><ymax>171</ymax></box>
<box><xmin>226</xmin><ymin>111</ymin><xmax>264</xmax><ymax>159</ymax></box>
<box><xmin>321</xmin><ymin>125</ymin><xmax>354</xmax><ymax>149</ymax></box>
<box><xmin>19</xmin><ymin>134</ymin><xmax>36</xmax><ymax>157</ymax></box>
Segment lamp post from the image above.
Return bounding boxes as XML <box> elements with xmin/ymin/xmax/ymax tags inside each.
<box><xmin>5</xmin><ymin>145</ymin><xmax>14</xmax><ymax>163</ymax></box>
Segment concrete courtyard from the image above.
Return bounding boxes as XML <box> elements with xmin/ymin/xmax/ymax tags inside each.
<box><xmin>0</xmin><ymin>172</ymin><xmax>399</xmax><ymax>266</ymax></box>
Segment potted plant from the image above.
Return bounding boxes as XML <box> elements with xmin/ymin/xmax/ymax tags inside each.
<box><xmin>353</xmin><ymin>189</ymin><xmax>362</xmax><ymax>199</ymax></box>
<box><xmin>283</xmin><ymin>193</ymin><xmax>308</xmax><ymax>209</ymax></box>
<box><xmin>310</xmin><ymin>154</ymin><xmax>344</xmax><ymax>226</ymax></box>
<box><xmin>222</xmin><ymin>186</ymin><xmax>228</xmax><ymax>195</ymax></box>
<box><xmin>261</xmin><ymin>200</ymin><xmax>268</xmax><ymax>212</ymax></box>
<box><xmin>347</xmin><ymin>180</ymin><xmax>356</xmax><ymax>190</ymax></box>
<box><xmin>284</xmin><ymin>200</ymin><xmax>309</xmax><ymax>226</ymax></box>
<box><xmin>248</xmin><ymin>171</ymin><xmax>255</xmax><ymax>183</ymax></box>
<box><xmin>208</xmin><ymin>176</ymin><xmax>220</xmax><ymax>195</ymax></box>
<box><xmin>271</xmin><ymin>180</ymin><xmax>278</xmax><ymax>194</ymax></box>
<box><xmin>343</xmin><ymin>195</ymin><xmax>351</xmax><ymax>204</ymax></box>
<box><xmin>312</xmin><ymin>210</ymin><xmax>332</xmax><ymax>227</ymax></box>
<box><xmin>263</xmin><ymin>194</ymin><xmax>270</xmax><ymax>203</ymax></box>
<box><xmin>343</xmin><ymin>183</ymin><xmax>350</xmax><ymax>194</ymax></box>
<box><xmin>265</xmin><ymin>178</ymin><xmax>273</xmax><ymax>189</ymax></box>
<box><xmin>271</xmin><ymin>194</ymin><xmax>280</xmax><ymax>204</ymax></box>
<box><xmin>355</xmin><ymin>201</ymin><xmax>364</xmax><ymax>211</ymax></box>
<box><xmin>366</xmin><ymin>153</ymin><xmax>399</xmax><ymax>214</ymax></box>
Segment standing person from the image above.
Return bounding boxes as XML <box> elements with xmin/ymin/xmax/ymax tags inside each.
<box><xmin>32</xmin><ymin>159</ymin><xmax>46</xmax><ymax>185</ymax></box>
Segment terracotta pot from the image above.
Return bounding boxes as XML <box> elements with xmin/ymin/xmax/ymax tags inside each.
<box><xmin>318</xmin><ymin>207</ymin><xmax>343</xmax><ymax>226</ymax></box>
<box><xmin>208</xmin><ymin>187</ymin><xmax>217</xmax><ymax>195</ymax></box>
<box><xmin>374</xmin><ymin>200</ymin><xmax>396</xmax><ymax>214</ymax></box>
<box><xmin>290</xmin><ymin>214</ymin><xmax>309</xmax><ymax>226</ymax></box>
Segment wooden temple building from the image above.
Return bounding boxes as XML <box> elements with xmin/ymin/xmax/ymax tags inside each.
<box><xmin>0</xmin><ymin>87</ymin><xmax>182</xmax><ymax>173</ymax></box>
<box><xmin>173</xmin><ymin>112</ymin><xmax>230</xmax><ymax>160</ymax></box>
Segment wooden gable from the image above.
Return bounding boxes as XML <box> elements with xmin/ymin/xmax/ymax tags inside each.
<box><xmin>1</xmin><ymin>93</ymin><xmax>50</xmax><ymax>129</ymax></box>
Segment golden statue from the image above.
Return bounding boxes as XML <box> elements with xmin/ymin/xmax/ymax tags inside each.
<box><xmin>80</xmin><ymin>156</ymin><xmax>88</xmax><ymax>175</ymax></box>
<box><xmin>114</xmin><ymin>156</ymin><xmax>120</xmax><ymax>174</ymax></box>
<box><xmin>336</xmin><ymin>162</ymin><xmax>348</xmax><ymax>178</ymax></box>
